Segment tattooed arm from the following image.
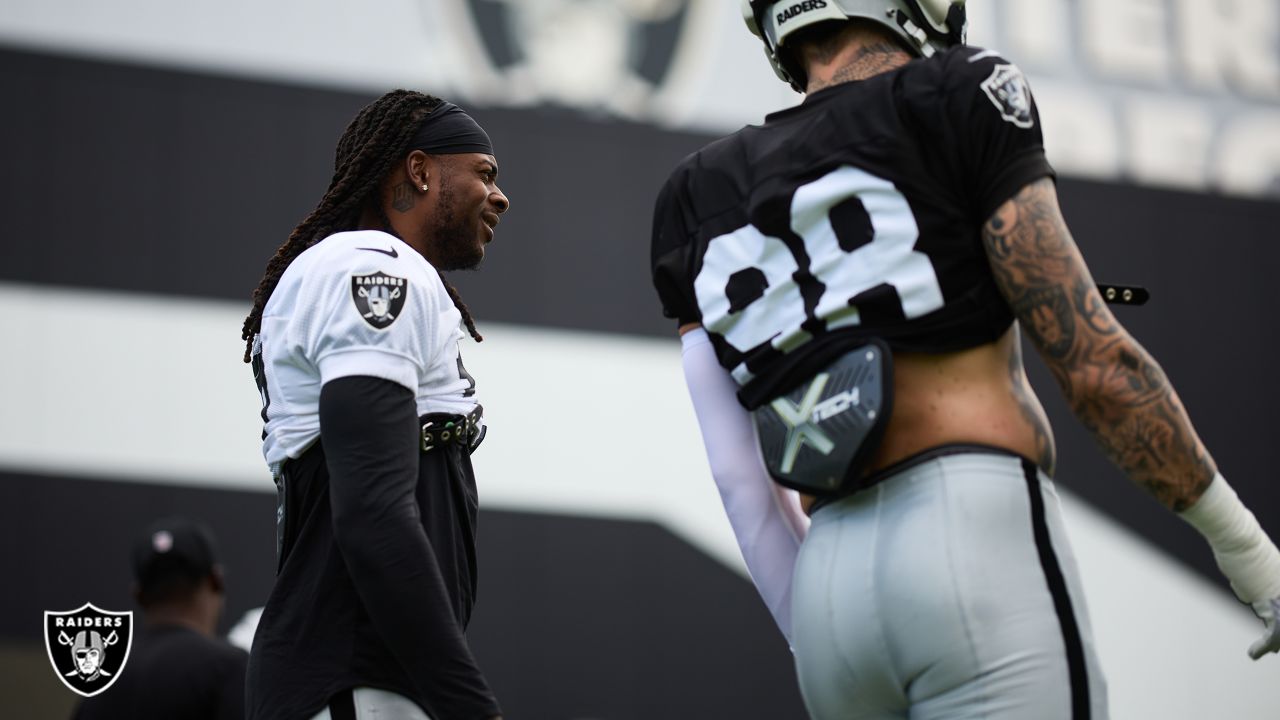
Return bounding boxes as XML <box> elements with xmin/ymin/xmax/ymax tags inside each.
<box><xmin>981</xmin><ymin>177</ymin><xmax>1216</xmax><ymax>511</ymax></box>
<box><xmin>985</xmin><ymin>177</ymin><xmax>1280</xmax><ymax>658</ymax></box>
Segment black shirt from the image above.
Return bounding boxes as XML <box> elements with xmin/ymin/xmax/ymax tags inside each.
<box><xmin>651</xmin><ymin>46</ymin><xmax>1053</xmax><ymax>408</ymax></box>
<box><xmin>73</xmin><ymin>622</ymin><xmax>248</xmax><ymax>720</ymax></box>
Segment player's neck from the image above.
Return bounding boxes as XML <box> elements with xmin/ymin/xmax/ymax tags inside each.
<box><xmin>359</xmin><ymin>205</ymin><xmax>430</xmax><ymax>260</ymax></box>
<box><xmin>144</xmin><ymin>603</ymin><xmax>217</xmax><ymax>637</ymax></box>
<box><xmin>803</xmin><ymin>33</ymin><xmax>912</xmax><ymax>93</ymax></box>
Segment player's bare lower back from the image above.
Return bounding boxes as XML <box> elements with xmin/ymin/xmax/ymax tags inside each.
<box><xmin>801</xmin><ymin>325</ymin><xmax>1053</xmax><ymax>512</ymax></box>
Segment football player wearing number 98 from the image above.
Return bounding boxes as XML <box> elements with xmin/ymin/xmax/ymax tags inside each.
<box><xmin>650</xmin><ymin>2</ymin><xmax>1280</xmax><ymax>718</ymax></box>
<box><xmin>239</xmin><ymin>91</ymin><xmax>507</xmax><ymax>720</ymax></box>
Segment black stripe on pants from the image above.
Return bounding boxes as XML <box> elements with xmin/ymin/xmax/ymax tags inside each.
<box><xmin>329</xmin><ymin>689</ymin><xmax>357</xmax><ymax>720</ymax></box>
<box><xmin>1023</xmin><ymin>458</ymin><xmax>1090</xmax><ymax>720</ymax></box>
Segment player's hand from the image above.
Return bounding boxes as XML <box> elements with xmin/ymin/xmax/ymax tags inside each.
<box><xmin>1177</xmin><ymin>475</ymin><xmax>1280</xmax><ymax>659</ymax></box>
<box><xmin>1248</xmin><ymin>596</ymin><xmax>1280</xmax><ymax>660</ymax></box>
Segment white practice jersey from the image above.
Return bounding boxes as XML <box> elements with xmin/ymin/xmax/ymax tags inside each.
<box><xmin>252</xmin><ymin>230</ymin><xmax>480</xmax><ymax>468</ymax></box>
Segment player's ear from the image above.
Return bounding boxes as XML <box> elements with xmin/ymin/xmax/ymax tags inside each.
<box><xmin>405</xmin><ymin>150</ymin><xmax>432</xmax><ymax>193</ymax></box>
<box><xmin>209</xmin><ymin>565</ymin><xmax>226</xmax><ymax>595</ymax></box>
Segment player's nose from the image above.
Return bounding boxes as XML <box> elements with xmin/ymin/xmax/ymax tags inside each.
<box><xmin>489</xmin><ymin>186</ymin><xmax>509</xmax><ymax>215</ymax></box>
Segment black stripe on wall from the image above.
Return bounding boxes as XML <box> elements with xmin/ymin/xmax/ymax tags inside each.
<box><xmin>0</xmin><ymin>44</ymin><xmax>703</xmax><ymax>339</ymax></box>
<box><xmin>0</xmin><ymin>470</ymin><xmax>804</xmax><ymax>718</ymax></box>
<box><xmin>5</xmin><ymin>46</ymin><xmax>1280</xmax><ymax>339</ymax></box>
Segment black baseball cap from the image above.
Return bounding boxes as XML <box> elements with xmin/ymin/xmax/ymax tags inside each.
<box><xmin>131</xmin><ymin>517</ymin><xmax>219</xmax><ymax>590</ymax></box>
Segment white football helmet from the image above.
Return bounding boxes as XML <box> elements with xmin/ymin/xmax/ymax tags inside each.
<box><xmin>742</xmin><ymin>0</ymin><xmax>967</xmax><ymax>91</ymax></box>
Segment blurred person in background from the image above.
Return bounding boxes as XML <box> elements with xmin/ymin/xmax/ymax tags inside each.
<box><xmin>240</xmin><ymin>90</ymin><xmax>508</xmax><ymax>720</ymax></box>
<box><xmin>651</xmin><ymin>1</ymin><xmax>1280</xmax><ymax>718</ymax></box>
<box><xmin>73</xmin><ymin>516</ymin><xmax>248</xmax><ymax>720</ymax></box>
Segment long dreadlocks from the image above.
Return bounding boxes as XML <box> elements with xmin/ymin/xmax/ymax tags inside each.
<box><xmin>241</xmin><ymin>90</ymin><xmax>483</xmax><ymax>363</ymax></box>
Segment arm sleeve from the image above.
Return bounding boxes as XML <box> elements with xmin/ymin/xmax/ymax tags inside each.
<box><xmin>682</xmin><ymin>327</ymin><xmax>808</xmax><ymax>644</ymax></box>
<box><xmin>321</xmin><ymin>376</ymin><xmax>500</xmax><ymax>720</ymax></box>
<box><xmin>651</xmin><ymin>167</ymin><xmax>702</xmax><ymax>325</ymax></box>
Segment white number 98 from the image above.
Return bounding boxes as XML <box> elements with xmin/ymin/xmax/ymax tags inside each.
<box><xmin>695</xmin><ymin>165</ymin><xmax>944</xmax><ymax>383</ymax></box>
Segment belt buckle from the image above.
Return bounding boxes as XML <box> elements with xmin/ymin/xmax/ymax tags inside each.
<box><xmin>420</xmin><ymin>405</ymin><xmax>483</xmax><ymax>453</ymax></box>
<box><xmin>420</xmin><ymin>418</ymin><xmax>467</xmax><ymax>453</ymax></box>
<box><xmin>420</xmin><ymin>420</ymin><xmax>436</xmax><ymax>453</ymax></box>
<box><xmin>420</xmin><ymin>420</ymin><xmax>459</xmax><ymax>453</ymax></box>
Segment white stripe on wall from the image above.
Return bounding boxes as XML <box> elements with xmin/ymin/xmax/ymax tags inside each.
<box><xmin>0</xmin><ymin>282</ymin><xmax>1274</xmax><ymax>718</ymax></box>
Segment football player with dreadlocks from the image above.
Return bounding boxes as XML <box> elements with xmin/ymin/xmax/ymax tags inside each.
<box><xmin>242</xmin><ymin>90</ymin><xmax>507</xmax><ymax>720</ymax></box>
<box><xmin>651</xmin><ymin>1</ymin><xmax>1280</xmax><ymax>718</ymax></box>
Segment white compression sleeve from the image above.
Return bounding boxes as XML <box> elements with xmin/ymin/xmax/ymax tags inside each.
<box><xmin>681</xmin><ymin>328</ymin><xmax>809</xmax><ymax>643</ymax></box>
<box><xmin>1179</xmin><ymin>473</ymin><xmax>1280</xmax><ymax>603</ymax></box>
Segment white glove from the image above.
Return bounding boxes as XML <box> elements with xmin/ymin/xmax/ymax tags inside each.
<box><xmin>1179</xmin><ymin>474</ymin><xmax>1280</xmax><ymax>660</ymax></box>
<box><xmin>1249</xmin><ymin>597</ymin><xmax>1280</xmax><ymax>660</ymax></box>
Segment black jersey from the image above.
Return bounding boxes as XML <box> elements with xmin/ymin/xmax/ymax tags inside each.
<box><xmin>651</xmin><ymin>46</ymin><xmax>1053</xmax><ymax>408</ymax></box>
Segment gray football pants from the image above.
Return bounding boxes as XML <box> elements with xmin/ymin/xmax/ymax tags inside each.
<box><xmin>308</xmin><ymin>687</ymin><xmax>433</xmax><ymax>720</ymax></box>
<box><xmin>792</xmin><ymin>450</ymin><xmax>1109</xmax><ymax>719</ymax></box>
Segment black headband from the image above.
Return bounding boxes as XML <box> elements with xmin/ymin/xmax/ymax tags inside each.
<box><xmin>408</xmin><ymin>101</ymin><xmax>493</xmax><ymax>156</ymax></box>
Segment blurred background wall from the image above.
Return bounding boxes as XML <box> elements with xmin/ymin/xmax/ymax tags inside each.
<box><xmin>1</xmin><ymin>1</ymin><xmax>1278</xmax><ymax>717</ymax></box>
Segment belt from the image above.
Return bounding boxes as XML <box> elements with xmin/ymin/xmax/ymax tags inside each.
<box><xmin>420</xmin><ymin>404</ymin><xmax>484</xmax><ymax>453</ymax></box>
<box><xmin>807</xmin><ymin>443</ymin><xmax>1027</xmax><ymax>513</ymax></box>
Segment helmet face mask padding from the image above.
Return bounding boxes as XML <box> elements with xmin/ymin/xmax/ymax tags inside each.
<box><xmin>741</xmin><ymin>0</ymin><xmax>967</xmax><ymax>91</ymax></box>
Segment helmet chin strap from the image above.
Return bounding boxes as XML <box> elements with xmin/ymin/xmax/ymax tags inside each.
<box><xmin>941</xmin><ymin>1</ymin><xmax>968</xmax><ymax>45</ymax></box>
<box><xmin>890</xmin><ymin>9</ymin><xmax>935</xmax><ymax>57</ymax></box>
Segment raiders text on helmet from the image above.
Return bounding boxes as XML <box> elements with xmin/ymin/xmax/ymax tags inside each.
<box><xmin>742</xmin><ymin>0</ymin><xmax>967</xmax><ymax>91</ymax></box>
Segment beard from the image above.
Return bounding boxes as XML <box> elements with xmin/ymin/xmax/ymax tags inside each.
<box><xmin>425</xmin><ymin>180</ymin><xmax>485</xmax><ymax>271</ymax></box>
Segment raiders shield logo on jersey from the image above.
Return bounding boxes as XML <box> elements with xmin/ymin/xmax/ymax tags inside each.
<box><xmin>351</xmin><ymin>272</ymin><xmax>408</xmax><ymax>329</ymax></box>
<box><xmin>44</xmin><ymin>603</ymin><xmax>133</xmax><ymax>697</ymax></box>
<box><xmin>981</xmin><ymin>63</ymin><xmax>1034</xmax><ymax>129</ymax></box>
